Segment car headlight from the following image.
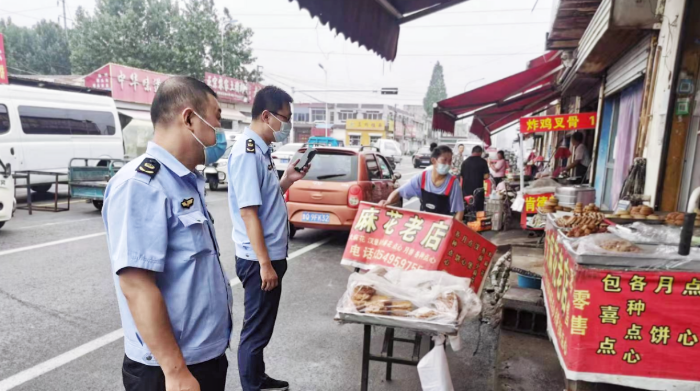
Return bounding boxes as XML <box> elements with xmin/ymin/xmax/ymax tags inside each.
<box><xmin>218</xmin><ymin>172</ymin><xmax>226</xmax><ymax>180</ymax></box>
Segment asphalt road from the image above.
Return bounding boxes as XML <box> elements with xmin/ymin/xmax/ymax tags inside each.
<box><xmin>0</xmin><ymin>159</ymin><xmax>499</xmax><ymax>391</ymax></box>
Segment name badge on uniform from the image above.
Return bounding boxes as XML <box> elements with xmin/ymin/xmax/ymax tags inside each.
<box><xmin>181</xmin><ymin>198</ymin><xmax>194</xmax><ymax>209</ymax></box>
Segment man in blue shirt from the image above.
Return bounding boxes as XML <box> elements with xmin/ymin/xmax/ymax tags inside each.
<box><xmin>228</xmin><ymin>86</ymin><xmax>308</xmax><ymax>391</ymax></box>
<box><xmin>103</xmin><ymin>76</ymin><xmax>232</xmax><ymax>391</ymax></box>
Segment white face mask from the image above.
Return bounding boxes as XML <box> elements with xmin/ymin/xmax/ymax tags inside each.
<box><xmin>436</xmin><ymin>163</ymin><xmax>450</xmax><ymax>175</ymax></box>
<box><xmin>266</xmin><ymin>112</ymin><xmax>293</xmax><ymax>143</ymax></box>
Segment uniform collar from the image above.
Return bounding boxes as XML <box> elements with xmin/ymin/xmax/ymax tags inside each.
<box><xmin>243</xmin><ymin>127</ymin><xmax>269</xmax><ymax>154</ymax></box>
<box><xmin>146</xmin><ymin>142</ymin><xmax>193</xmax><ymax>177</ymax></box>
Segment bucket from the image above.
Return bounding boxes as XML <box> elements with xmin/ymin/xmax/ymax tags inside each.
<box><xmin>517</xmin><ymin>274</ymin><xmax>542</xmax><ymax>289</ymax></box>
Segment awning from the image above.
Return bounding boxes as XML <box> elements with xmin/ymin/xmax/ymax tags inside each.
<box><xmin>470</xmin><ymin>88</ymin><xmax>560</xmax><ymax>146</ymax></box>
<box><xmin>432</xmin><ymin>52</ymin><xmax>562</xmax><ymax>144</ymax></box>
<box><xmin>289</xmin><ymin>0</ymin><xmax>469</xmax><ymax>61</ymax></box>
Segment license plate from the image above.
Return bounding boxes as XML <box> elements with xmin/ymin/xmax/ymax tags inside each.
<box><xmin>301</xmin><ymin>212</ymin><xmax>330</xmax><ymax>223</ymax></box>
<box><xmin>280</xmin><ymin>158</ymin><xmax>290</xmax><ymax>164</ymax></box>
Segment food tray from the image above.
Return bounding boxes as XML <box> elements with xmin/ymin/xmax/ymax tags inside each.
<box><xmin>605</xmin><ymin>217</ymin><xmax>665</xmax><ymax>225</ymax></box>
<box><xmin>336</xmin><ymin>311</ymin><xmax>460</xmax><ymax>335</ymax></box>
<box><xmin>561</xmin><ymin>240</ymin><xmax>700</xmax><ymax>271</ymax></box>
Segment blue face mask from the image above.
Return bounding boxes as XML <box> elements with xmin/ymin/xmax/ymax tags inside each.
<box><xmin>267</xmin><ymin>112</ymin><xmax>293</xmax><ymax>143</ymax></box>
<box><xmin>190</xmin><ymin>111</ymin><xmax>228</xmax><ymax>165</ymax></box>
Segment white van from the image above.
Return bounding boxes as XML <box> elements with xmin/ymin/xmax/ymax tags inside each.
<box><xmin>373</xmin><ymin>138</ymin><xmax>403</xmax><ymax>163</ymax></box>
<box><xmin>0</xmin><ymin>83</ymin><xmax>123</xmax><ymax>192</ymax></box>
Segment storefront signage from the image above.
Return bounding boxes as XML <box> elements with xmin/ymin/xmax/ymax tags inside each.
<box><xmin>0</xmin><ymin>34</ymin><xmax>8</xmax><ymax>84</ymax></box>
<box><xmin>341</xmin><ymin>203</ymin><xmax>496</xmax><ymax>293</ymax></box>
<box><xmin>346</xmin><ymin>119</ymin><xmax>386</xmax><ymax>131</ymax></box>
<box><xmin>520</xmin><ymin>112</ymin><xmax>597</xmax><ymax>134</ymax></box>
<box><xmin>521</xmin><ymin>193</ymin><xmax>554</xmax><ymax>229</ymax></box>
<box><xmin>85</xmin><ymin>64</ymin><xmax>172</xmax><ymax>105</ymax></box>
<box><xmin>204</xmin><ymin>72</ymin><xmax>263</xmax><ymax>104</ymax></box>
<box><xmin>544</xmin><ymin>227</ymin><xmax>700</xmax><ymax>385</ymax></box>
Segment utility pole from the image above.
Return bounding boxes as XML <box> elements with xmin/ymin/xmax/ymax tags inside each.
<box><xmin>58</xmin><ymin>0</ymin><xmax>67</xmax><ymax>33</ymax></box>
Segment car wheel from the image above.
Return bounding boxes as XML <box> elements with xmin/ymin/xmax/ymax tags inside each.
<box><xmin>413</xmin><ymin>159</ymin><xmax>419</xmax><ymax>168</ymax></box>
<box><xmin>0</xmin><ymin>221</ymin><xmax>4</xmax><ymax>230</ymax></box>
<box><xmin>31</xmin><ymin>184</ymin><xmax>53</xmax><ymax>193</ymax></box>
<box><xmin>289</xmin><ymin>224</ymin><xmax>297</xmax><ymax>239</ymax></box>
<box><xmin>209</xmin><ymin>180</ymin><xmax>219</xmax><ymax>191</ymax></box>
<box><xmin>93</xmin><ymin>200</ymin><xmax>103</xmax><ymax>211</ymax></box>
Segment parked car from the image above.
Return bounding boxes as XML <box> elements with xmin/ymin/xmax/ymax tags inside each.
<box><xmin>199</xmin><ymin>144</ymin><xmax>234</xmax><ymax>190</ymax></box>
<box><xmin>373</xmin><ymin>139</ymin><xmax>403</xmax><ymax>163</ymax></box>
<box><xmin>285</xmin><ymin>147</ymin><xmax>402</xmax><ymax>237</ymax></box>
<box><xmin>412</xmin><ymin>146</ymin><xmax>432</xmax><ymax>168</ymax></box>
<box><xmin>272</xmin><ymin>143</ymin><xmax>304</xmax><ymax>178</ymax></box>
<box><xmin>0</xmin><ymin>158</ymin><xmax>16</xmax><ymax>230</ymax></box>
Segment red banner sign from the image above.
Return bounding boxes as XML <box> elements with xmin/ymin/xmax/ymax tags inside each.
<box><xmin>520</xmin><ymin>112</ymin><xmax>597</xmax><ymax>134</ymax></box>
<box><xmin>85</xmin><ymin>64</ymin><xmax>172</xmax><ymax>104</ymax></box>
<box><xmin>520</xmin><ymin>192</ymin><xmax>554</xmax><ymax>230</ymax></box>
<box><xmin>0</xmin><ymin>33</ymin><xmax>8</xmax><ymax>84</ymax></box>
<box><xmin>544</xmin><ymin>226</ymin><xmax>700</xmax><ymax>386</ymax></box>
<box><xmin>341</xmin><ymin>203</ymin><xmax>497</xmax><ymax>294</ymax></box>
<box><xmin>205</xmin><ymin>72</ymin><xmax>263</xmax><ymax>104</ymax></box>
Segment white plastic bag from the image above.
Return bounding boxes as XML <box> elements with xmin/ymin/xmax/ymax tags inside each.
<box><xmin>417</xmin><ymin>335</ymin><xmax>454</xmax><ymax>391</ymax></box>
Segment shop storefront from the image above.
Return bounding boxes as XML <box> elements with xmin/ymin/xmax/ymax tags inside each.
<box><xmin>345</xmin><ymin>119</ymin><xmax>388</xmax><ymax>146</ymax></box>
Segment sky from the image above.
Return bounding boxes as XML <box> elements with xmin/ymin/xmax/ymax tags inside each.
<box><xmin>0</xmin><ymin>0</ymin><xmax>554</xmax><ymax>106</ymax></box>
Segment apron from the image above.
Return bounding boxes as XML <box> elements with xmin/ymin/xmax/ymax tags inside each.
<box><xmin>419</xmin><ymin>171</ymin><xmax>457</xmax><ymax>216</ymax></box>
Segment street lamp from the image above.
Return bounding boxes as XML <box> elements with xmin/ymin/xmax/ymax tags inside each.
<box><xmin>464</xmin><ymin>78</ymin><xmax>485</xmax><ymax>92</ymax></box>
<box><xmin>221</xmin><ymin>18</ymin><xmax>237</xmax><ymax>75</ymax></box>
<box><xmin>318</xmin><ymin>63</ymin><xmax>329</xmax><ymax>138</ymax></box>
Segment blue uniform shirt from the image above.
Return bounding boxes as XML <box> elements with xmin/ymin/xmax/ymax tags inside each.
<box><xmin>398</xmin><ymin>172</ymin><xmax>465</xmax><ymax>214</ymax></box>
<box><xmin>103</xmin><ymin>142</ymin><xmax>233</xmax><ymax>366</ymax></box>
<box><xmin>227</xmin><ymin>127</ymin><xmax>288</xmax><ymax>261</ymax></box>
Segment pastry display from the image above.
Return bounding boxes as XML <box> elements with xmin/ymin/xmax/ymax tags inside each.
<box><xmin>599</xmin><ymin>239</ymin><xmax>642</xmax><ymax>253</ymax></box>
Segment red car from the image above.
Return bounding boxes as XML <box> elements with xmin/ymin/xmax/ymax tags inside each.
<box><xmin>285</xmin><ymin>147</ymin><xmax>402</xmax><ymax>237</ymax></box>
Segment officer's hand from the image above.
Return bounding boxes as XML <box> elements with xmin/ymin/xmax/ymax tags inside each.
<box><xmin>260</xmin><ymin>263</ymin><xmax>279</xmax><ymax>291</ymax></box>
<box><xmin>377</xmin><ymin>200</ymin><xmax>388</xmax><ymax>207</ymax></box>
<box><xmin>284</xmin><ymin>159</ymin><xmax>311</xmax><ymax>183</ymax></box>
<box><xmin>165</xmin><ymin>368</ymin><xmax>200</xmax><ymax>391</ymax></box>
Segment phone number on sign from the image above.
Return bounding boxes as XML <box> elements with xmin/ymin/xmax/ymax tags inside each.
<box><xmin>349</xmin><ymin>244</ymin><xmax>425</xmax><ymax>270</ymax></box>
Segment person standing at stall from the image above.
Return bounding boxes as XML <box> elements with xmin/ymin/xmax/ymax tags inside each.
<box><xmin>102</xmin><ymin>76</ymin><xmax>232</xmax><ymax>391</ymax></box>
<box><xmin>564</xmin><ymin>131</ymin><xmax>590</xmax><ymax>184</ymax></box>
<box><xmin>227</xmin><ymin>86</ymin><xmax>309</xmax><ymax>391</ymax></box>
<box><xmin>460</xmin><ymin>145</ymin><xmax>490</xmax><ymax>212</ymax></box>
<box><xmin>489</xmin><ymin>150</ymin><xmax>508</xmax><ymax>186</ymax></box>
<box><xmin>379</xmin><ymin>145</ymin><xmax>464</xmax><ymax>220</ymax></box>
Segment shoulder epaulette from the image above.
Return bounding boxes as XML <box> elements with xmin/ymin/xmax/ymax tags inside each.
<box><xmin>136</xmin><ymin>158</ymin><xmax>160</xmax><ymax>178</ymax></box>
<box><xmin>246</xmin><ymin>139</ymin><xmax>255</xmax><ymax>153</ymax></box>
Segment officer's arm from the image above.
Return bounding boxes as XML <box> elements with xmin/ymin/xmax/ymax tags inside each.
<box><xmin>119</xmin><ymin>269</ymin><xmax>190</xmax><ymax>379</ymax></box>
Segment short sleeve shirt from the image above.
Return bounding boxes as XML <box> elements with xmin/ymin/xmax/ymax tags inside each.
<box><xmin>102</xmin><ymin>142</ymin><xmax>233</xmax><ymax>366</ymax></box>
<box><xmin>227</xmin><ymin>127</ymin><xmax>289</xmax><ymax>261</ymax></box>
<box><xmin>398</xmin><ymin>172</ymin><xmax>464</xmax><ymax>214</ymax></box>
<box><xmin>571</xmin><ymin>144</ymin><xmax>591</xmax><ymax>167</ymax></box>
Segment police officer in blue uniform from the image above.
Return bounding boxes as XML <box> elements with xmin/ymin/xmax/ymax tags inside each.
<box><xmin>227</xmin><ymin>86</ymin><xmax>308</xmax><ymax>391</ymax></box>
<box><xmin>103</xmin><ymin>76</ymin><xmax>232</xmax><ymax>391</ymax></box>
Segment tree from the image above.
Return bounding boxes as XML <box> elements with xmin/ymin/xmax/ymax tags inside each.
<box><xmin>423</xmin><ymin>61</ymin><xmax>447</xmax><ymax>118</ymax></box>
<box><xmin>70</xmin><ymin>0</ymin><xmax>260</xmax><ymax>81</ymax></box>
<box><xmin>0</xmin><ymin>18</ymin><xmax>72</xmax><ymax>75</ymax></box>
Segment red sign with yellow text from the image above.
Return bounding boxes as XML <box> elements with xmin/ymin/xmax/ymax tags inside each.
<box><xmin>521</xmin><ymin>192</ymin><xmax>554</xmax><ymax>230</ymax></box>
<box><xmin>0</xmin><ymin>33</ymin><xmax>8</xmax><ymax>84</ymax></box>
<box><xmin>520</xmin><ymin>112</ymin><xmax>597</xmax><ymax>134</ymax></box>
<box><xmin>341</xmin><ymin>202</ymin><xmax>497</xmax><ymax>294</ymax></box>
<box><xmin>544</xmin><ymin>227</ymin><xmax>700</xmax><ymax>385</ymax></box>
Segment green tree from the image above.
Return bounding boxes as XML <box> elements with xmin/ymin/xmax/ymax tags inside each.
<box><xmin>70</xmin><ymin>0</ymin><xmax>260</xmax><ymax>81</ymax></box>
<box><xmin>0</xmin><ymin>18</ymin><xmax>72</xmax><ymax>75</ymax></box>
<box><xmin>423</xmin><ymin>61</ymin><xmax>447</xmax><ymax>117</ymax></box>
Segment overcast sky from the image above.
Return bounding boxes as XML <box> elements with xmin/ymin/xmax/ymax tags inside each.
<box><xmin>1</xmin><ymin>0</ymin><xmax>553</xmax><ymax>106</ymax></box>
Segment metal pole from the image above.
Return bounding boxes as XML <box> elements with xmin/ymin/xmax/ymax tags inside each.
<box><xmin>61</xmin><ymin>0</ymin><xmax>67</xmax><ymax>31</ymax></box>
<box><xmin>325</xmin><ymin>71</ymin><xmax>329</xmax><ymax>138</ymax></box>
<box><xmin>519</xmin><ymin>132</ymin><xmax>525</xmax><ymax>191</ymax></box>
<box><xmin>221</xmin><ymin>27</ymin><xmax>225</xmax><ymax>74</ymax></box>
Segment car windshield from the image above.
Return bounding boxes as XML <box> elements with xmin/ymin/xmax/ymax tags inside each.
<box><xmin>417</xmin><ymin>147</ymin><xmax>430</xmax><ymax>154</ymax></box>
<box><xmin>291</xmin><ymin>151</ymin><xmax>358</xmax><ymax>182</ymax></box>
<box><xmin>278</xmin><ymin>143</ymin><xmax>302</xmax><ymax>152</ymax></box>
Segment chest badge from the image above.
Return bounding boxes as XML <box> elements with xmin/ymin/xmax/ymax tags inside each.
<box><xmin>181</xmin><ymin>198</ymin><xmax>194</xmax><ymax>209</ymax></box>
<box><xmin>268</xmin><ymin>164</ymin><xmax>273</xmax><ymax>170</ymax></box>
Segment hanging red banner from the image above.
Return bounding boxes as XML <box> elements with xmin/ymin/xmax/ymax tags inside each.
<box><xmin>341</xmin><ymin>202</ymin><xmax>497</xmax><ymax>294</ymax></box>
<box><xmin>0</xmin><ymin>33</ymin><xmax>8</xmax><ymax>84</ymax></box>
<box><xmin>520</xmin><ymin>112</ymin><xmax>597</xmax><ymax>134</ymax></box>
<box><xmin>544</xmin><ymin>225</ymin><xmax>700</xmax><ymax>388</ymax></box>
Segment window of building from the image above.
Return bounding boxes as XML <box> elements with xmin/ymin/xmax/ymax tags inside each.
<box><xmin>220</xmin><ymin>119</ymin><xmax>234</xmax><ymax>130</ymax></box>
<box><xmin>349</xmin><ymin>135</ymin><xmax>361</xmax><ymax>146</ymax></box>
<box><xmin>363</xmin><ymin>111</ymin><xmax>382</xmax><ymax>120</ymax></box>
<box><xmin>370</xmin><ymin>135</ymin><xmax>382</xmax><ymax>145</ymax></box>
<box><xmin>338</xmin><ymin>111</ymin><xmax>357</xmax><ymax>122</ymax></box>
<box><xmin>294</xmin><ymin>112</ymin><xmax>310</xmax><ymax>122</ymax></box>
<box><xmin>19</xmin><ymin>106</ymin><xmax>116</xmax><ymax>135</ymax></box>
<box><xmin>0</xmin><ymin>104</ymin><xmax>10</xmax><ymax>135</ymax></box>
<box><xmin>312</xmin><ymin>110</ymin><xmax>326</xmax><ymax>122</ymax></box>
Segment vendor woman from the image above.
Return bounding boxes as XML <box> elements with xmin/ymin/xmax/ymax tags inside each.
<box><xmin>379</xmin><ymin>145</ymin><xmax>464</xmax><ymax>220</ymax></box>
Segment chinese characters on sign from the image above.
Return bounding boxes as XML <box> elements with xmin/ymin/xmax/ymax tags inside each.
<box><xmin>345</xmin><ymin>119</ymin><xmax>387</xmax><ymax>131</ymax></box>
<box><xmin>84</xmin><ymin>64</ymin><xmax>171</xmax><ymax>105</ymax></box>
<box><xmin>520</xmin><ymin>113</ymin><xmax>597</xmax><ymax>134</ymax></box>
<box><xmin>204</xmin><ymin>72</ymin><xmax>263</xmax><ymax>104</ymax></box>
<box><xmin>521</xmin><ymin>192</ymin><xmax>554</xmax><ymax>230</ymax></box>
<box><xmin>341</xmin><ymin>203</ymin><xmax>497</xmax><ymax>293</ymax></box>
<box><xmin>0</xmin><ymin>33</ymin><xmax>8</xmax><ymax>84</ymax></box>
<box><xmin>543</xmin><ymin>223</ymin><xmax>700</xmax><ymax>384</ymax></box>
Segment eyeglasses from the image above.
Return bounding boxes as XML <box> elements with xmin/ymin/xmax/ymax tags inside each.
<box><xmin>272</xmin><ymin>112</ymin><xmax>291</xmax><ymax>122</ymax></box>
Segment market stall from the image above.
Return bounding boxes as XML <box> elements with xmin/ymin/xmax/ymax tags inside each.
<box><xmin>337</xmin><ymin>202</ymin><xmax>496</xmax><ymax>390</ymax></box>
<box><xmin>543</xmin><ymin>208</ymin><xmax>700</xmax><ymax>390</ymax></box>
